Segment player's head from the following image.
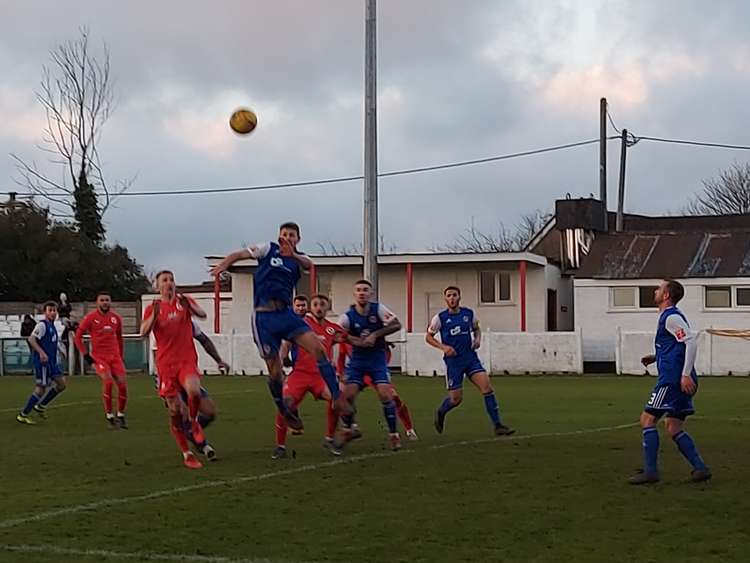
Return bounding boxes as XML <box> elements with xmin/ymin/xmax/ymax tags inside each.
<box><xmin>293</xmin><ymin>294</ymin><xmax>309</xmax><ymax>316</ymax></box>
<box><xmin>655</xmin><ymin>278</ymin><xmax>684</xmax><ymax>307</ymax></box>
<box><xmin>154</xmin><ymin>270</ymin><xmax>176</xmax><ymax>298</ymax></box>
<box><xmin>353</xmin><ymin>279</ymin><xmax>372</xmax><ymax>305</ymax></box>
<box><xmin>310</xmin><ymin>294</ymin><xmax>330</xmax><ymax>320</ymax></box>
<box><xmin>96</xmin><ymin>291</ymin><xmax>112</xmax><ymax>313</ymax></box>
<box><xmin>59</xmin><ymin>292</ymin><xmax>67</xmax><ymax>304</ymax></box>
<box><xmin>444</xmin><ymin>286</ymin><xmax>461</xmax><ymax>309</ymax></box>
<box><xmin>279</xmin><ymin>222</ymin><xmax>300</xmax><ymax>248</ymax></box>
<box><xmin>42</xmin><ymin>301</ymin><xmax>58</xmax><ymax>321</ymax></box>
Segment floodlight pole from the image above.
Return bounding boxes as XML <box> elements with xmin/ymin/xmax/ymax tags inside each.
<box><xmin>363</xmin><ymin>0</ymin><xmax>379</xmax><ymax>296</ymax></box>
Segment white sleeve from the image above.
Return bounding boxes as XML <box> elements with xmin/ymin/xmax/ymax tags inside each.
<box><xmin>377</xmin><ymin>303</ymin><xmax>398</xmax><ymax>325</ymax></box>
<box><xmin>31</xmin><ymin>321</ymin><xmax>46</xmax><ymax>339</ymax></box>
<box><xmin>665</xmin><ymin>314</ymin><xmax>697</xmax><ymax>376</ymax></box>
<box><xmin>427</xmin><ymin>314</ymin><xmax>441</xmax><ymax>335</ymax></box>
<box><xmin>337</xmin><ymin>313</ymin><xmax>350</xmax><ymax>331</ymax></box>
<box><xmin>246</xmin><ymin>242</ymin><xmax>271</xmax><ymax>260</ymax></box>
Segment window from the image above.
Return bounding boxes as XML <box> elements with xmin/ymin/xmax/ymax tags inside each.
<box><xmin>638</xmin><ymin>286</ymin><xmax>658</xmax><ymax>308</ymax></box>
<box><xmin>316</xmin><ymin>271</ymin><xmax>334</xmax><ymax>308</ymax></box>
<box><xmin>705</xmin><ymin>286</ymin><xmax>731</xmax><ymax>308</ymax></box>
<box><xmin>737</xmin><ymin>287</ymin><xmax>750</xmax><ymax>307</ymax></box>
<box><xmin>611</xmin><ymin>287</ymin><xmax>636</xmax><ymax>308</ymax></box>
<box><xmin>479</xmin><ymin>271</ymin><xmax>512</xmax><ymax>304</ymax></box>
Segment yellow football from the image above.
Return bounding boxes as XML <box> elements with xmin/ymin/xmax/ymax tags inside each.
<box><xmin>229</xmin><ymin>108</ymin><xmax>258</xmax><ymax>135</ymax></box>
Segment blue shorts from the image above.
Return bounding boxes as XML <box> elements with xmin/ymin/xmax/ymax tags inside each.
<box><xmin>644</xmin><ymin>384</ymin><xmax>696</xmax><ymax>419</ymax></box>
<box><xmin>445</xmin><ymin>353</ymin><xmax>485</xmax><ymax>390</ymax></box>
<box><xmin>34</xmin><ymin>363</ymin><xmax>63</xmax><ymax>386</ymax></box>
<box><xmin>345</xmin><ymin>364</ymin><xmax>390</xmax><ymax>388</ymax></box>
<box><xmin>252</xmin><ymin>308</ymin><xmax>310</xmax><ymax>359</ymax></box>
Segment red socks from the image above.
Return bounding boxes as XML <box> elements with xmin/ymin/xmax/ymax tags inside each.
<box><xmin>170</xmin><ymin>412</ymin><xmax>189</xmax><ymax>453</ymax></box>
<box><xmin>275</xmin><ymin>412</ymin><xmax>288</xmax><ymax>447</ymax></box>
<box><xmin>102</xmin><ymin>380</ymin><xmax>113</xmax><ymax>415</ymax></box>
<box><xmin>116</xmin><ymin>380</ymin><xmax>128</xmax><ymax>413</ymax></box>
<box><xmin>326</xmin><ymin>400</ymin><xmax>338</xmax><ymax>438</ymax></box>
<box><xmin>393</xmin><ymin>394</ymin><xmax>414</xmax><ymax>432</ymax></box>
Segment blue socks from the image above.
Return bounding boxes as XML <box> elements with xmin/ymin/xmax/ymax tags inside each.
<box><xmin>483</xmin><ymin>392</ymin><xmax>501</xmax><ymax>425</ymax></box>
<box><xmin>317</xmin><ymin>360</ymin><xmax>341</xmax><ymax>400</ymax></box>
<box><xmin>40</xmin><ymin>385</ymin><xmax>63</xmax><ymax>407</ymax></box>
<box><xmin>382</xmin><ymin>400</ymin><xmax>397</xmax><ymax>433</ymax></box>
<box><xmin>267</xmin><ymin>377</ymin><xmax>285</xmax><ymax>412</ymax></box>
<box><xmin>673</xmin><ymin>431</ymin><xmax>707</xmax><ymax>471</ymax></box>
<box><xmin>438</xmin><ymin>397</ymin><xmax>457</xmax><ymax>416</ymax></box>
<box><xmin>21</xmin><ymin>392</ymin><xmax>43</xmax><ymax>416</ymax></box>
<box><xmin>642</xmin><ymin>427</ymin><xmax>659</xmax><ymax>475</ymax></box>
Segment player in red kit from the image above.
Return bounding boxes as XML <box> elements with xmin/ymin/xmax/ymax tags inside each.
<box><xmin>141</xmin><ymin>270</ymin><xmax>207</xmax><ymax>469</ymax></box>
<box><xmin>272</xmin><ymin>294</ymin><xmax>342</xmax><ymax>459</ymax></box>
<box><xmin>337</xmin><ymin>340</ymin><xmax>417</xmax><ymax>440</ymax></box>
<box><xmin>75</xmin><ymin>292</ymin><xmax>128</xmax><ymax>429</ymax></box>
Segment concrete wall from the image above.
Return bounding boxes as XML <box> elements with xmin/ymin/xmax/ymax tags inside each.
<box><xmin>575</xmin><ymin>278</ymin><xmax>750</xmax><ymax>362</ymax></box>
<box><xmin>616</xmin><ymin>328</ymin><xmax>750</xmax><ymax>376</ymax></box>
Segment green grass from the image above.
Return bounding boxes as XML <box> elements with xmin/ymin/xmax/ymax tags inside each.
<box><xmin>1</xmin><ymin>374</ymin><xmax>749</xmax><ymax>563</ymax></box>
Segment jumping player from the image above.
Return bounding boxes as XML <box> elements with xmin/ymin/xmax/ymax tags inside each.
<box><xmin>333</xmin><ymin>280</ymin><xmax>404</xmax><ymax>452</ymax></box>
<box><xmin>75</xmin><ymin>292</ymin><xmax>128</xmax><ymax>429</ymax></box>
<box><xmin>629</xmin><ymin>279</ymin><xmax>711</xmax><ymax>484</ymax></box>
<box><xmin>272</xmin><ymin>294</ymin><xmax>341</xmax><ymax>459</ymax></box>
<box><xmin>426</xmin><ymin>286</ymin><xmax>514</xmax><ymax>436</ymax></box>
<box><xmin>141</xmin><ymin>270</ymin><xmax>207</xmax><ymax>469</ymax></box>
<box><xmin>210</xmin><ymin>222</ymin><xmax>347</xmax><ymax>430</ymax></box>
<box><xmin>337</xmin><ymin>341</ymin><xmax>417</xmax><ymax>440</ymax></box>
<box><xmin>16</xmin><ymin>302</ymin><xmax>67</xmax><ymax>424</ymax></box>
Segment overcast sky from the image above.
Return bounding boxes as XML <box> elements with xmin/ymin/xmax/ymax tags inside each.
<box><xmin>2</xmin><ymin>0</ymin><xmax>749</xmax><ymax>282</ymax></box>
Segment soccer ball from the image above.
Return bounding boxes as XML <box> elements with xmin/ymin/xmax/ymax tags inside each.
<box><xmin>229</xmin><ymin>107</ymin><xmax>258</xmax><ymax>135</ymax></box>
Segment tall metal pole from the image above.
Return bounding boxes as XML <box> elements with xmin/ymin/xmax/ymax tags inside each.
<box><xmin>363</xmin><ymin>0</ymin><xmax>379</xmax><ymax>296</ymax></box>
<box><xmin>599</xmin><ymin>98</ymin><xmax>608</xmax><ymax>231</ymax></box>
<box><xmin>616</xmin><ymin>129</ymin><xmax>628</xmax><ymax>232</ymax></box>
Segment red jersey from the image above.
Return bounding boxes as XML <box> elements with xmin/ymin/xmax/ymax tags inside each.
<box><xmin>75</xmin><ymin>309</ymin><xmax>124</xmax><ymax>360</ymax></box>
<box><xmin>292</xmin><ymin>316</ymin><xmax>342</xmax><ymax>375</ymax></box>
<box><xmin>143</xmin><ymin>296</ymin><xmax>198</xmax><ymax>366</ymax></box>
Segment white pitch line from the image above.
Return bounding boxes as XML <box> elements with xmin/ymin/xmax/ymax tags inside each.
<box><xmin>0</xmin><ymin>389</ymin><xmax>253</xmax><ymax>414</ymax></box>
<box><xmin>0</xmin><ymin>543</ymin><xmax>306</xmax><ymax>563</ymax></box>
<box><xmin>0</xmin><ymin>422</ymin><xmax>637</xmax><ymax>530</ymax></box>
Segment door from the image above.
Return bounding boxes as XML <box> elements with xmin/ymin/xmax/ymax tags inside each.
<box><xmin>547</xmin><ymin>289</ymin><xmax>557</xmax><ymax>331</ymax></box>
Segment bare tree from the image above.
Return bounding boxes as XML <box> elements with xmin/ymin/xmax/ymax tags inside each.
<box><xmin>315</xmin><ymin>235</ymin><xmax>398</xmax><ymax>256</ymax></box>
<box><xmin>434</xmin><ymin>210</ymin><xmax>551</xmax><ymax>253</ymax></box>
<box><xmin>11</xmin><ymin>27</ymin><xmax>132</xmax><ymax>243</ymax></box>
<box><xmin>686</xmin><ymin>162</ymin><xmax>750</xmax><ymax>215</ymax></box>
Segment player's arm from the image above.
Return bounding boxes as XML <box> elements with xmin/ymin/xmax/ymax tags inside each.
<box><xmin>665</xmin><ymin>314</ymin><xmax>698</xmax><ymax>394</ymax></box>
<box><xmin>178</xmin><ymin>294</ymin><xmax>207</xmax><ymax>320</ymax></box>
<box><xmin>210</xmin><ymin>243</ymin><xmax>270</xmax><ymax>277</ymax></box>
<box><xmin>336</xmin><ymin>313</ymin><xmax>366</xmax><ymax>347</ymax></box>
<box><xmin>366</xmin><ymin>304</ymin><xmax>401</xmax><ymax>341</ymax></box>
<box><xmin>425</xmin><ymin>315</ymin><xmax>456</xmax><ymax>356</ymax></box>
<box><xmin>279</xmin><ymin>340</ymin><xmax>293</xmax><ymax>368</ymax></box>
<box><xmin>28</xmin><ymin>321</ymin><xmax>48</xmax><ymax>363</ymax></box>
<box><xmin>116</xmin><ymin>313</ymin><xmax>124</xmax><ymax>359</ymax></box>
<box><xmin>472</xmin><ymin>318</ymin><xmax>482</xmax><ymax>350</ymax></box>
<box><xmin>195</xmin><ymin>333</ymin><xmax>229</xmax><ymax>372</ymax></box>
<box><xmin>140</xmin><ymin>302</ymin><xmax>158</xmax><ymax>337</ymax></box>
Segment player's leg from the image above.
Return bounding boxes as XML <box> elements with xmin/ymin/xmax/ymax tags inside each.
<box><xmin>329</xmin><ymin>381</ymin><xmax>362</xmax><ymax>455</ymax></box>
<box><xmin>95</xmin><ymin>364</ymin><xmax>118</xmax><ymax>428</ymax></box>
<box><xmin>274</xmin><ymin>379</ymin><xmax>307</xmax><ymax>459</ymax></box>
<box><xmin>197</xmin><ymin>389</ymin><xmax>217</xmax><ymax>430</ymax></box>
<box><xmin>310</xmin><ymin>378</ymin><xmax>337</xmax><ymax>444</ymax></box>
<box><xmin>629</xmin><ymin>409</ymin><xmax>661</xmax><ymax>484</ymax></box>
<box><xmin>374</xmin><ymin>379</ymin><xmax>402</xmax><ymax>451</ymax></box>
<box><xmin>180</xmin><ymin>367</ymin><xmax>207</xmax><ymax>446</ymax></box>
<box><xmin>390</xmin><ymin>386</ymin><xmax>416</xmax><ymax>439</ymax></box>
<box><xmin>37</xmin><ymin>370</ymin><xmax>67</xmax><ymax>413</ymax></box>
<box><xmin>17</xmin><ymin>372</ymin><xmax>47</xmax><ymax>424</ymax></box>
<box><xmin>293</xmin><ymin>329</ymin><xmax>343</xmax><ymax>404</ymax></box>
<box><xmin>664</xmin><ymin>390</ymin><xmax>711</xmax><ymax>482</ymax></box>
<box><xmin>110</xmin><ymin>358</ymin><xmax>129</xmax><ymax>428</ymax></box>
<box><xmin>165</xmin><ymin>393</ymin><xmax>201</xmax><ymax>469</ymax></box>
<box><xmin>434</xmin><ymin>363</ymin><xmax>464</xmax><ymax>434</ymax></box>
<box><xmin>468</xmin><ymin>371</ymin><xmax>514</xmax><ymax>435</ymax></box>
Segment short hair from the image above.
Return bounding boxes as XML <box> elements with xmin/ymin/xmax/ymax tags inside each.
<box><xmin>664</xmin><ymin>278</ymin><xmax>685</xmax><ymax>304</ymax></box>
<box><xmin>293</xmin><ymin>294</ymin><xmax>309</xmax><ymax>303</ymax></box>
<box><xmin>154</xmin><ymin>270</ymin><xmax>173</xmax><ymax>281</ymax></box>
<box><xmin>354</xmin><ymin>279</ymin><xmax>372</xmax><ymax>288</ymax></box>
<box><xmin>96</xmin><ymin>291</ymin><xmax>111</xmax><ymax>299</ymax></box>
<box><xmin>444</xmin><ymin>286</ymin><xmax>461</xmax><ymax>295</ymax></box>
<box><xmin>279</xmin><ymin>222</ymin><xmax>300</xmax><ymax>236</ymax></box>
<box><xmin>311</xmin><ymin>293</ymin><xmax>330</xmax><ymax>302</ymax></box>
<box><xmin>42</xmin><ymin>300</ymin><xmax>58</xmax><ymax>311</ymax></box>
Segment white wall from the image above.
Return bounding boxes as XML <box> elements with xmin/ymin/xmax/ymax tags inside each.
<box><xmin>617</xmin><ymin>328</ymin><xmax>750</xmax><ymax>376</ymax></box>
<box><xmin>575</xmin><ymin>278</ymin><xmax>750</xmax><ymax>362</ymax></box>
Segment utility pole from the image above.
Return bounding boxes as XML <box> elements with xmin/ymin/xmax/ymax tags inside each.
<box><xmin>363</xmin><ymin>0</ymin><xmax>379</xmax><ymax>296</ymax></box>
<box><xmin>599</xmin><ymin>98</ymin><xmax>608</xmax><ymax>230</ymax></box>
<box><xmin>616</xmin><ymin>128</ymin><xmax>628</xmax><ymax>232</ymax></box>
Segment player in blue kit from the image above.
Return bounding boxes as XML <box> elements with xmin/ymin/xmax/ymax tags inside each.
<box><xmin>426</xmin><ymin>286</ymin><xmax>514</xmax><ymax>436</ymax></box>
<box><xmin>16</xmin><ymin>301</ymin><xmax>67</xmax><ymax>424</ymax></box>
<box><xmin>210</xmin><ymin>222</ymin><xmax>346</xmax><ymax>430</ymax></box>
<box><xmin>629</xmin><ymin>279</ymin><xmax>711</xmax><ymax>484</ymax></box>
<box><xmin>332</xmin><ymin>279</ymin><xmax>404</xmax><ymax>452</ymax></box>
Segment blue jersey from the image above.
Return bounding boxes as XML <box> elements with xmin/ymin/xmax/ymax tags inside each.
<box><xmin>251</xmin><ymin>241</ymin><xmax>303</xmax><ymax>308</ymax></box>
<box><xmin>31</xmin><ymin>319</ymin><xmax>58</xmax><ymax>368</ymax></box>
<box><xmin>655</xmin><ymin>306</ymin><xmax>695</xmax><ymax>386</ymax></box>
<box><xmin>431</xmin><ymin>307</ymin><xmax>476</xmax><ymax>358</ymax></box>
<box><xmin>339</xmin><ymin>302</ymin><xmax>394</xmax><ymax>369</ymax></box>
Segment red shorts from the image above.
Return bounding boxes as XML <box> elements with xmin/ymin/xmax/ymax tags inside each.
<box><xmin>94</xmin><ymin>356</ymin><xmax>126</xmax><ymax>379</ymax></box>
<box><xmin>283</xmin><ymin>370</ymin><xmax>327</xmax><ymax>404</ymax></box>
<box><xmin>157</xmin><ymin>361</ymin><xmax>200</xmax><ymax>398</ymax></box>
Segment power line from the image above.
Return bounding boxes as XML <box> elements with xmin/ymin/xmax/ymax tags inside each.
<box><xmin>636</xmin><ymin>136</ymin><xmax>750</xmax><ymax>150</ymax></box>
<box><xmin>1</xmin><ymin>137</ymin><xmax>615</xmax><ymax>198</ymax></box>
